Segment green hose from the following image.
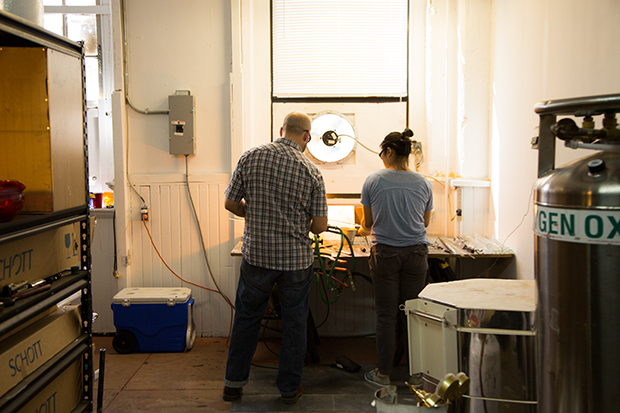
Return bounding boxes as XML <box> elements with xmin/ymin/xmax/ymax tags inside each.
<box><xmin>313</xmin><ymin>227</ymin><xmax>357</xmax><ymax>305</ymax></box>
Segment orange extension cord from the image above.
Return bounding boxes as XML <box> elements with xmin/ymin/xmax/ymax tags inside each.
<box><xmin>142</xmin><ymin>217</ymin><xmax>234</xmax><ymax>338</ymax></box>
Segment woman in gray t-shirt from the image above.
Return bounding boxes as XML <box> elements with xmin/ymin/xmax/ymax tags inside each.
<box><xmin>359</xmin><ymin>128</ymin><xmax>433</xmax><ymax>388</ymax></box>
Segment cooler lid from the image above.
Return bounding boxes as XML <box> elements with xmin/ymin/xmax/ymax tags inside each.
<box><xmin>113</xmin><ymin>287</ymin><xmax>192</xmax><ymax>304</ymax></box>
<box><xmin>418</xmin><ymin>279</ymin><xmax>536</xmax><ymax>312</ymax></box>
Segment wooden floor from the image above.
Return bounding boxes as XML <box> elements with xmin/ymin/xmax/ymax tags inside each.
<box><xmin>92</xmin><ymin>335</ymin><xmax>381</xmax><ymax>413</ymax></box>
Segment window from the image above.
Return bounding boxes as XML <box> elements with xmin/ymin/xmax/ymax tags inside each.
<box><xmin>43</xmin><ymin>0</ymin><xmax>115</xmax><ymax>195</ymax></box>
<box><xmin>272</xmin><ymin>0</ymin><xmax>408</xmax><ymax>98</ymax></box>
<box><xmin>43</xmin><ymin>0</ymin><xmax>110</xmax><ymax>105</ymax></box>
<box><xmin>44</xmin><ymin>13</ymin><xmax>100</xmax><ymax>102</ymax></box>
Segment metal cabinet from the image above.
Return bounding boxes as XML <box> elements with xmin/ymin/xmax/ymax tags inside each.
<box><xmin>405</xmin><ymin>279</ymin><xmax>537</xmax><ymax>413</ymax></box>
<box><xmin>0</xmin><ymin>10</ymin><xmax>93</xmax><ymax>413</ymax></box>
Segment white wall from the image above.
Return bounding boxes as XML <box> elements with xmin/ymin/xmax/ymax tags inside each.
<box><xmin>123</xmin><ymin>0</ymin><xmax>231</xmax><ymax>175</ymax></box>
<box><xmin>417</xmin><ymin>0</ymin><xmax>494</xmax><ymax>238</ymax></box>
<box><xmin>111</xmin><ymin>0</ymin><xmax>236</xmax><ymax>336</ymax></box>
<box><xmin>490</xmin><ymin>0</ymin><xmax>620</xmax><ymax>279</ymax></box>
<box><xmin>110</xmin><ymin>0</ymin><xmax>620</xmax><ymax>335</ymax></box>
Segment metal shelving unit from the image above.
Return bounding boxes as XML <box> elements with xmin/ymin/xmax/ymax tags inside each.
<box><xmin>0</xmin><ymin>10</ymin><xmax>93</xmax><ymax>413</ymax></box>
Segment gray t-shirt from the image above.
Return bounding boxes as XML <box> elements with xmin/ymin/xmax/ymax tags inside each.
<box><xmin>360</xmin><ymin>169</ymin><xmax>433</xmax><ymax>247</ymax></box>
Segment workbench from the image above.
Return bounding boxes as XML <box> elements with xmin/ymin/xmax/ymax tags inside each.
<box><xmin>230</xmin><ymin>235</ymin><xmax>514</xmax><ymax>280</ymax></box>
<box><xmin>229</xmin><ymin>235</ymin><xmax>515</xmax><ymax>340</ymax></box>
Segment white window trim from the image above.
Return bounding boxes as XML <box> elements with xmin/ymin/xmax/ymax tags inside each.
<box><xmin>272</xmin><ymin>0</ymin><xmax>409</xmax><ymax>98</ymax></box>
<box><xmin>44</xmin><ymin>5</ymin><xmax>109</xmax><ymax>15</ymax></box>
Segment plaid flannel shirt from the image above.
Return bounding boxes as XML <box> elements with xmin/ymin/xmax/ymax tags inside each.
<box><xmin>225</xmin><ymin>138</ymin><xmax>328</xmax><ymax>270</ymax></box>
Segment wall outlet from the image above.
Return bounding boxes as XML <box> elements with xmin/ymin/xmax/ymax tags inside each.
<box><xmin>121</xmin><ymin>255</ymin><xmax>131</xmax><ymax>267</ymax></box>
<box><xmin>141</xmin><ymin>206</ymin><xmax>149</xmax><ymax>221</ymax></box>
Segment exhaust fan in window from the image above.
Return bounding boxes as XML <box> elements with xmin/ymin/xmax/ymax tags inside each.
<box><xmin>307</xmin><ymin>111</ymin><xmax>357</xmax><ymax>164</ymax></box>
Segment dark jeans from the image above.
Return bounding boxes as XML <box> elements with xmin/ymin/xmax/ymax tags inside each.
<box><xmin>224</xmin><ymin>258</ymin><xmax>312</xmax><ymax>396</ymax></box>
<box><xmin>369</xmin><ymin>243</ymin><xmax>428</xmax><ymax>374</ymax></box>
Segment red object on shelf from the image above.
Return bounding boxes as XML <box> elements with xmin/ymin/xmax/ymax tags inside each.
<box><xmin>0</xmin><ymin>180</ymin><xmax>26</xmax><ymax>223</ymax></box>
<box><xmin>92</xmin><ymin>193</ymin><xmax>104</xmax><ymax>208</ymax></box>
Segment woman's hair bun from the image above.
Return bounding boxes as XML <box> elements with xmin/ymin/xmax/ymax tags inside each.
<box><xmin>381</xmin><ymin>128</ymin><xmax>415</xmax><ymax>158</ymax></box>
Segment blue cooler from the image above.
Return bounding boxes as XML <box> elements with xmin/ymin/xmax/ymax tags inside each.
<box><xmin>111</xmin><ymin>287</ymin><xmax>196</xmax><ymax>353</ymax></box>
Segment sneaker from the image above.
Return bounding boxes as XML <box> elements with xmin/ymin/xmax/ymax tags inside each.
<box><xmin>364</xmin><ymin>368</ymin><xmax>391</xmax><ymax>387</ymax></box>
<box><xmin>222</xmin><ymin>386</ymin><xmax>243</xmax><ymax>401</ymax></box>
<box><xmin>281</xmin><ymin>385</ymin><xmax>304</xmax><ymax>404</ymax></box>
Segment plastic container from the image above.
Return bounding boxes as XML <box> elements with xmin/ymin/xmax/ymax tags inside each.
<box><xmin>103</xmin><ymin>191</ymin><xmax>114</xmax><ymax>207</ymax></box>
<box><xmin>0</xmin><ymin>180</ymin><xmax>25</xmax><ymax>222</ymax></box>
<box><xmin>111</xmin><ymin>287</ymin><xmax>195</xmax><ymax>353</ymax></box>
<box><xmin>92</xmin><ymin>193</ymin><xmax>104</xmax><ymax>208</ymax></box>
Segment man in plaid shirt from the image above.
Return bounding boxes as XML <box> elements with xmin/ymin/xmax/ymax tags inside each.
<box><xmin>223</xmin><ymin>111</ymin><xmax>328</xmax><ymax>404</ymax></box>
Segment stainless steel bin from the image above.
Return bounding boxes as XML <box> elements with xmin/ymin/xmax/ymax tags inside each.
<box><xmin>405</xmin><ymin>279</ymin><xmax>537</xmax><ymax>413</ymax></box>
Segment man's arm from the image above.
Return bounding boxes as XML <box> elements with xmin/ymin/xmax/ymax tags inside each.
<box><xmin>310</xmin><ymin>216</ymin><xmax>328</xmax><ymax>234</ymax></box>
<box><xmin>224</xmin><ymin>197</ymin><xmax>246</xmax><ymax>217</ymax></box>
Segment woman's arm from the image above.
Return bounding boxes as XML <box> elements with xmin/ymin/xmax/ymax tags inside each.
<box><xmin>357</xmin><ymin>205</ymin><xmax>373</xmax><ymax>236</ymax></box>
<box><xmin>424</xmin><ymin>210</ymin><xmax>432</xmax><ymax>227</ymax></box>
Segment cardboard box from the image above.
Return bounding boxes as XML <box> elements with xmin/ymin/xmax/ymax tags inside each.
<box><xmin>0</xmin><ymin>47</ymin><xmax>86</xmax><ymax>213</ymax></box>
<box><xmin>0</xmin><ymin>222</ymin><xmax>81</xmax><ymax>291</ymax></box>
<box><xmin>0</xmin><ymin>305</ymin><xmax>82</xmax><ymax>397</ymax></box>
<box><xmin>17</xmin><ymin>358</ymin><xmax>82</xmax><ymax>413</ymax></box>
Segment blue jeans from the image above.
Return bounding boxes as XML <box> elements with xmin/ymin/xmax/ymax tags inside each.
<box><xmin>224</xmin><ymin>258</ymin><xmax>312</xmax><ymax>396</ymax></box>
<box><xmin>369</xmin><ymin>243</ymin><xmax>428</xmax><ymax>374</ymax></box>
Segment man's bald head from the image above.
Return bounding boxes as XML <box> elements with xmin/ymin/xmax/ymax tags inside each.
<box><xmin>282</xmin><ymin>112</ymin><xmax>311</xmax><ymax>137</ymax></box>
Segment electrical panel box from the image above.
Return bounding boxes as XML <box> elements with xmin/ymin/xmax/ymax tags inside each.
<box><xmin>168</xmin><ymin>90</ymin><xmax>195</xmax><ymax>155</ymax></box>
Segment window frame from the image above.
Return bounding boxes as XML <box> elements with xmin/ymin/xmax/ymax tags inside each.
<box><xmin>43</xmin><ymin>1</ymin><xmax>115</xmax><ymax>194</ymax></box>
<box><xmin>270</xmin><ymin>0</ymin><xmax>410</xmax><ymax>104</ymax></box>
<box><xmin>43</xmin><ymin>3</ymin><xmax>113</xmax><ymax>108</ymax></box>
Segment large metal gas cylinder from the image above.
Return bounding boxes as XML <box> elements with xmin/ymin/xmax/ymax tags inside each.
<box><xmin>533</xmin><ymin>94</ymin><xmax>620</xmax><ymax>413</ymax></box>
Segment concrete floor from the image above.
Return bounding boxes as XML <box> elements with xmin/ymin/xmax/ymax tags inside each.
<box><xmin>92</xmin><ymin>335</ymin><xmax>391</xmax><ymax>413</ymax></box>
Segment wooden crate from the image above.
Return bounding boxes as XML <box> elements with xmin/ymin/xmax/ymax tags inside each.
<box><xmin>0</xmin><ymin>47</ymin><xmax>86</xmax><ymax>213</ymax></box>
